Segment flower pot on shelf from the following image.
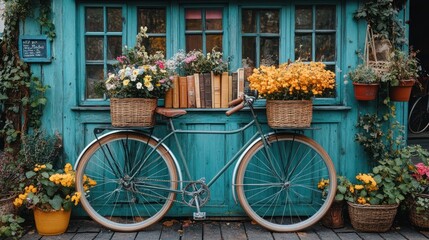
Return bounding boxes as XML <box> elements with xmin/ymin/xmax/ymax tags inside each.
<box><xmin>110</xmin><ymin>98</ymin><xmax>158</xmax><ymax>127</ymax></box>
<box><xmin>33</xmin><ymin>208</ymin><xmax>71</xmax><ymax>236</ymax></box>
<box><xmin>266</xmin><ymin>100</ymin><xmax>313</xmax><ymax>128</ymax></box>
<box><xmin>321</xmin><ymin>200</ymin><xmax>345</xmax><ymax>228</ymax></box>
<box><xmin>352</xmin><ymin>82</ymin><xmax>379</xmax><ymax>101</ymax></box>
<box><xmin>389</xmin><ymin>79</ymin><xmax>416</xmax><ymax>102</ymax></box>
<box><xmin>347</xmin><ymin>202</ymin><xmax>398</xmax><ymax>232</ymax></box>
<box><xmin>409</xmin><ymin>193</ymin><xmax>429</xmax><ymax>229</ymax></box>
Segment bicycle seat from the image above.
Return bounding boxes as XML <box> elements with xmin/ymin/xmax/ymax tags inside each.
<box><xmin>156</xmin><ymin>107</ymin><xmax>187</xmax><ymax>118</ymax></box>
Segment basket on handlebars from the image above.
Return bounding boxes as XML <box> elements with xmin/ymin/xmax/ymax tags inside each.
<box><xmin>266</xmin><ymin>100</ymin><xmax>313</xmax><ymax>128</ymax></box>
<box><xmin>110</xmin><ymin>98</ymin><xmax>157</xmax><ymax>127</ymax></box>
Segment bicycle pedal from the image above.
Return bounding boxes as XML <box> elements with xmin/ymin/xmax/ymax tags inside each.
<box><xmin>193</xmin><ymin>212</ymin><xmax>206</xmax><ymax>220</ymax></box>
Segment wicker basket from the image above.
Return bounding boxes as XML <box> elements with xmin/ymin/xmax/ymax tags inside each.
<box><xmin>410</xmin><ymin>194</ymin><xmax>429</xmax><ymax>229</ymax></box>
<box><xmin>266</xmin><ymin>100</ymin><xmax>312</xmax><ymax>128</ymax></box>
<box><xmin>110</xmin><ymin>98</ymin><xmax>157</xmax><ymax>127</ymax></box>
<box><xmin>347</xmin><ymin>202</ymin><xmax>398</xmax><ymax>232</ymax></box>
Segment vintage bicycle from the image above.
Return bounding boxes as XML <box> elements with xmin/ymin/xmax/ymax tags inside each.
<box><xmin>74</xmin><ymin>95</ymin><xmax>337</xmax><ymax>232</ymax></box>
<box><xmin>408</xmin><ymin>75</ymin><xmax>429</xmax><ymax>134</ymax></box>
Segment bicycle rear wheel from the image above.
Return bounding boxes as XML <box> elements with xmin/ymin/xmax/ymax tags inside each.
<box><xmin>235</xmin><ymin>133</ymin><xmax>336</xmax><ymax>232</ymax></box>
<box><xmin>408</xmin><ymin>95</ymin><xmax>429</xmax><ymax>134</ymax></box>
<box><xmin>75</xmin><ymin>131</ymin><xmax>178</xmax><ymax>232</ymax></box>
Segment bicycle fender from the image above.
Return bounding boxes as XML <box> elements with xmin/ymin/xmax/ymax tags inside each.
<box><xmin>231</xmin><ymin>132</ymin><xmax>277</xmax><ymax>204</ymax></box>
<box><xmin>74</xmin><ymin>130</ymin><xmax>184</xmax><ymax>189</ymax></box>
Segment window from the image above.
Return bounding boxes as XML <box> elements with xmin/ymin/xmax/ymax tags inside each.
<box><xmin>137</xmin><ymin>8</ymin><xmax>167</xmax><ymax>55</ymax></box>
<box><xmin>79</xmin><ymin>2</ymin><xmax>340</xmax><ymax>105</ymax></box>
<box><xmin>83</xmin><ymin>6</ymin><xmax>124</xmax><ymax>99</ymax></box>
<box><xmin>241</xmin><ymin>9</ymin><xmax>280</xmax><ymax>68</ymax></box>
<box><xmin>185</xmin><ymin>8</ymin><xmax>223</xmax><ymax>53</ymax></box>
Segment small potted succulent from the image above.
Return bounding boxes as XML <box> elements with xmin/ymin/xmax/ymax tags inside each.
<box><xmin>348</xmin><ymin>64</ymin><xmax>380</xmax><ymax>101</ymax></box>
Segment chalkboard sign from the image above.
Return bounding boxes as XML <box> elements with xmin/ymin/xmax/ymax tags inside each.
<box><xmin>19</xmin><ymin>35</ymin><xmax>52</xmax><ymax>62</ymax></box>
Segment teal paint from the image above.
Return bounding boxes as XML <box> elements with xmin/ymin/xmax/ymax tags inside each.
<box><xmin>20</xmin><ymin>0</ymin><xmax>411</xmax><ymax>217</ymax></box>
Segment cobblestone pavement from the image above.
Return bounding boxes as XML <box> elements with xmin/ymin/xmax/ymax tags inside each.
<box><xmin>20</xmin><ymin>217</ymin><xmax>429</xmax><ymax>240</ymax></box>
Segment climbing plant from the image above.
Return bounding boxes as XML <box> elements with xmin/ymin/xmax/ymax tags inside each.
<box><xmin>0</xmin><ymin>0</ymin><xmax>54</xmax><ymax>154</ymax></box>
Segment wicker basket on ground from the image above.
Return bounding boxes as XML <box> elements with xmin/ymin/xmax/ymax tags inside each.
<box><xmin>347</xmin><ymin>202</ymin><xmax>398</xmax><ymax>232</ymax></box>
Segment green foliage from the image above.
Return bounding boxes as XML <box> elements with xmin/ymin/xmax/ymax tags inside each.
<box><xmin>381</xmin><ymin>49</ymin><xmax>421</xmax><ymax>86</ymax></box>
<box><xmin>18</xmin><ymin>129</ymin><xmax>63</xmax><ymax>171</ymax></box>
<box><xmin>0</xmin><ymin>214</ymin><xmax>25</xmax><ymax>240</ymax></box>
<box><xmin>354</xmin><ymin>0</ymin><xmax>406</xmax><ymax>48</ymax></box>
<box><xmin>0</xmin><ymin>153</ymin><xmax>24</xmax><ymax>199</ymax></box>
<box><xmin>0</xmin><ymin>0</ymin><xmax>54</xmax><ymax>153</ymax></box>
<box><xmin>348</xmin><ymin>64</ymin><xmax>380</xmax><ymax>84</ymax></box>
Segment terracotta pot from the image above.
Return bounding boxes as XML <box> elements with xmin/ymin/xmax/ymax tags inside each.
<box><xmin>33</xmin><ymin>208</ymin><xmax>71</xmax><ymax>236</ymax></box>
<box><xmin>352</xmin><ymin>82</ymin><xmax>379</xmax><ymax>101</ymax></box>
<box><xmin>321</xmin><ymin>200</ymin><xmax>345</xmax><ymax>228</ymax></box>
<box><xmin>389</xmin><ymin>79</ymin><xmax>416</xmax><ymax>102</ymax></box>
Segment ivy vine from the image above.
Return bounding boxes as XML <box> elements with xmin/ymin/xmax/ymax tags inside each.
<box><xmin>0</xmin><ymin>0</ymin><xmax>54</xmax><ymax>154</ymax></box>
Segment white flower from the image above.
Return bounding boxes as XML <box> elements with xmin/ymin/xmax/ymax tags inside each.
<box><xmin>136</xmin><ymin>82</ymin><xmax>143</xmax><ymax>89</ymax></box>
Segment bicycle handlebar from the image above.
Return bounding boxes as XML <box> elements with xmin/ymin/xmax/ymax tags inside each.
<box><xmin>228</xmin><ymin>96</ymin><xmax>244</xmax><ymax>107</ymax></box>
<box><xmin>225</xmin><ymin>103</ymin><xmax>245</xmax><ymax>116</ymax></box>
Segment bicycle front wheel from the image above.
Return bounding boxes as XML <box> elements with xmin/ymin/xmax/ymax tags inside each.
<box><xmin>409</xmin><ymin>95</ymin><xmax>429</xmax><ymax>134</ymax></box>
<box><xmin>75</xmin><ymin>131</ymin><xmax>178</xmax><ymax>232</ymax></box>
<box><xmin>235</xmin><ymin>133</ymin><xmax>336</xmax><ymax>232</ymax></box>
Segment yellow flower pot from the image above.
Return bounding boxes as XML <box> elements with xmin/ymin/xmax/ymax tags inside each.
<box><xmin>33</xmin><ymin>208</ymin><xmax>71</xmax><ymax>236</ymax></box>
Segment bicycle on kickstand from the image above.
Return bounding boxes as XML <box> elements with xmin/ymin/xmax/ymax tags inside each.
<box><xmin>408</xmin><ymin>75</ymin><xmax>429</xmax><ymax>134</ymax></box>
<box><xmin>74</xmin><ymin>94</ymin><xmax>337</xmax><ymax>232</ymax></box>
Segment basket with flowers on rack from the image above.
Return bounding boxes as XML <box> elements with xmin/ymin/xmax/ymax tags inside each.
<box><xmin>248</xmin><ymin>61</ymin><xmax>336</xmax><ymax>128</ymax></box>
<box><xmin>103</xmin><ymin>26</ymin><xmax>174</xmax><ymax>127</ymax></box>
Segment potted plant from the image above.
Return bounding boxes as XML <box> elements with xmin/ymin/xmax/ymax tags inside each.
<box><xmin>349</xmin><ymin>64</ymin><xmax>380</xmax><ymax>101</ymax></box>
<box><xmin>247</xmin><ymin>61</ymin><xmax>336</xmax><ymax>128</ymax></box>
<box><xmin>407</xmin><ymin>145</ymin><xmax>429</xmax><ymax>229</ymax></box>
<box><xmin>13</xmin><ymin>163</ymin><xmax>97</xmax><ymax>236</ymax></box>
<box><xmin>0</xmin><ymin>152</ymin><xmax>24</xmax><ymax>216</ymax></box>
<box><xmin>103</xmin><ymin>26</ymin><xmax>174</xmax><ymax>127</ymax></box>
<box><xmin>318</xmin><ymin>176</ymin><xmax>351</xmax><ymax>228</ymax></box>
<box><xmin>381</xmin><ymin>49</ymin><xmax>420</xmax><ymax>101</ymax></box>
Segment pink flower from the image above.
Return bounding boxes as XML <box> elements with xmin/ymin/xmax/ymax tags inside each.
<box><xmin>156</xmin><ymin>60</ymin><xmax>165</xmax><ymax>69</ymax></box>
<box><xmin>184</xmin><ymin>55</ymin><xmax>197</xmax><ymax>64</ymax></box>
<box><xmin>116</xmin><ymin>56</ymin><xmax>127</xmax><ymax>64</ymax></box>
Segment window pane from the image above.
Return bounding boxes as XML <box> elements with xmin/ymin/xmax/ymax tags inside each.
<box><xmin>107</xmin><ymin>8</ymin><xmax>122</xmax><ymax>32</ymax></box>
<box><xmin>316</xmin><ymin>6</ymin><xmax>335</xmax><ymax>29</ymax></box>
<box><xmin>260</xmin><ymin>10</ymin><xmax>279</xmax><ymax>33</ymax></box>
<box><xmin>186</xmin><ymin>9</ymin><xmax>202</xmax><ymax>30</ymax></box>
<box><xmin>295</xmin><ymin>6</ymin><xmax>312</xmax><ymax>29</ymax></box>
<box><xmin>138</xmin><ymin>8</ymin><xmax>166</xmax><ymax>33</ymax></box>
<box><xmin>186</xmin><ymin>35</ymin><xmax>202</xmax><ymax>51</ymax></box>
<box><xmin>207</xmin><ymin>34</ymin><xmax>222</xmax><ymax>52</ymax></box>
<box><xmin>242</xmin><ymin>37</ymin><xmax>256</xmax><ymax>68</ymax></box>
<box><xmin>242</xmin><ymin>9</ymin><xmax>256</xmax><ymax>33</ymax></box>
<box><xmin>86</xmin><ymin>7</ymin><xmax>103</xmax><ymax>32</ymax></box>
<box><xmin>260</xmin><ymin>37</ymin><xmax>279</xmax><ymax>66</ymax></box>
<box><xmin>142</xmin><ymin>37</ymin><xmax>166</xmax><ymax>55</ymax></box>
<box><xmin>86</xmin><ymin>65</ymin><xmax>104</xmax><ymax>99</ymax></box>
<box><xmin>206</xmin><ymin>9</ymin><xmax>222</xmax><ymax>30</ymax></box>
<box><xmin>316</xmin><ymin>33</ymin><xmax>336</xmax><ymax>61</ymax></box>
<box><xmin>295</xmin><ymin>34</ymin><xmax>312</xmax><ymax>61</ymax></box>
<box><xmin>86</xmin><ymin>37</ymin><xmax>103</xmax><ymax>60</ymax></box>
<box><xmin>107</xmin><ymin>36</ymin><xmax>122</xmax><ymax>60</ymax></box>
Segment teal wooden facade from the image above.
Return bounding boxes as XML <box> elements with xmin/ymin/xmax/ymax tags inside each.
<box><xmin>21</xmin><ymin>0</ymin><xmax>409</xmax><ymax>217</ymax></box>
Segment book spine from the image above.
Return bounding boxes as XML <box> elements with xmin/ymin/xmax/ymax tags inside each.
<box><xmin>179</xmin><ymin>76</ymin><xmax>188</xmax><ymax>108</ymax></box>
<box><xmin>172</xmin><ymin>75</ymin><xmax>180</xmax><ymax>108</ymax></box>
<box><xmin>164</xmin><ymin>88</ymin><xmax>173</xmax><ymax>108</ymax></box>
<box><xmin>221</xmin><ymin>72</ymin><xmax>229</xmax><ymax>108</ymax></box>
<box><xmin>228</xmin><ymin>75</ymin><xmax>233</xmax><ymax>102</ymax></box>
<box><xmin>194</xmin><ymin>73</ymin><xmax>201</xmax><ymax>108</ymax></box>
<box><xmin>199</xmin><ymin>73</ymin><xmax>206</xmax><ymax>108</ymax></box>
<box><xmin>213</xmin><ymin>72</ymin><xmax>221</xmax><ymax>108</ymax></box>
<box><xmin>187</xmin><ymin>75</ymin><xmax>196</xmax><ymax>108</ymax></box>
<box><xmin>232</xmin><ymin>72</ymin><xmax>238</xmax><ymax>100</ymax></box>
<box><xmin>237</xmin><ymin>68</ymin><xmax>245</xmax><ymax>97</ymax></box>
<box><xmin>203</xmin><ymin>72</ymin><xmax>212</xmax><ymax>108</ymax></box>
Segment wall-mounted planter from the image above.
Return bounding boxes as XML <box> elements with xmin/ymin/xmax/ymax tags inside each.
<box><xmin>389</xmin><ymin>79</ymin><xmax>416</xmax><ymax>102</ymax></box>
<box><xmin>353</xmin><ymin>82</ymin><xmax>379</xmax><ymax>101</ymax></box>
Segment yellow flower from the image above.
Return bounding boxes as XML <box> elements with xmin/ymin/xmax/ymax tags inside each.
<box><xmin>64</xmin><ymin>163</ymin><xmax>73</xmax><ymax>174</ymax></box>
<box><xmin>123</xmin><ymin>80</ymin><xmax>130</xmax><ymax>86</ymax></box>
<box><xmin>357</xmin><ymin>197</ymin><xmax>367</xmax><ymax>204</ymax></box>
<box><xmin>354</xmin><ymin>184</ymin><xmax>364</xmax><ymax>190</ymax></box>
<box><xmin>71</xmin><ymin>192</ymin><xmax>82</xmax><ymax>206</ymax></box>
